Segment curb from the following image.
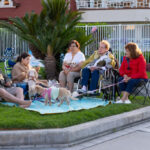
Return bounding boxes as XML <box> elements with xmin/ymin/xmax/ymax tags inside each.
<box><xmin>1</xmin><ymin>106</ymin><xmax>150</xmax><ymax>148</ymax></box>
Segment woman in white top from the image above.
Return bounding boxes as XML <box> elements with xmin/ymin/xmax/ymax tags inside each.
<box><xmin>59</xmin><ymin>40</ymin><xmax>85</xmax><ymax>92</ymax></box>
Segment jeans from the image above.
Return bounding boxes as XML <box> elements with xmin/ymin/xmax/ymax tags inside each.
<box><xmin>81</xmin><ymin>67</ymin><xmax>100</xmax><ymax>91</ymax></box>
<box><xmin>118</xmin><ymin>77</ymin><xmax>148</xmax><ymax>93</ymax></box>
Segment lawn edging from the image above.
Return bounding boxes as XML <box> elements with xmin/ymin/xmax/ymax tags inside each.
<box><xmin>1</xmin><ymin>106</ymin><xmax>150</xmax><ymax>149</ymax></box>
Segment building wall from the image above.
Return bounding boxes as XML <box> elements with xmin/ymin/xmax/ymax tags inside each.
<box><xmin>70</xmin><ymin>0</ymin><xmax>77</xmax><ymax>11</ymax></box>
<box><xmin>0</xmin><ymin>0</ymin><xmax>42</xmax><ymax>19</ymax></box>
<box><xmin>80</xmin><ymin>9</ymin><xmax>150</xmax><ymax>23</ymax></box>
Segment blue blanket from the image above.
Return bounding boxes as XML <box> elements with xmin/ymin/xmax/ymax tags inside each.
<box><xmin>2</xmin><ymin>97</ymin><xmax>109</xmax><ymax>114</ymax></box>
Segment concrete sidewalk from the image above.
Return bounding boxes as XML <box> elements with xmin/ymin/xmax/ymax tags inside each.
<box><xmin>1</xmin><ymin>106</ymin><xmax>150</xmax><ymax>149</ymax></box>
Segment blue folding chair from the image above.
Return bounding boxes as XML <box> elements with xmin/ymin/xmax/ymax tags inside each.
<box><xmin>1</xmin><ymin>48</ymin><xmax>15</xmax><ymax>62</ymax></box>
<box><xmin>4</xmin><ymin>59</ymin><xmax>16</xmax><ymax>79</ymax></box>
<box><xmin>4</xmin><ymin>60</ymin><xmax>28</xmax><ymax>96</ymax></box>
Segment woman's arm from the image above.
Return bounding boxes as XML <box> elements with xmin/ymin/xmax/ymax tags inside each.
<box><xmin>70</xmin><ymin>62</ymin><xmax>83</xmax><ymax>72</ymax></box>
<box><xmin>12</xmin><ymin>64</ymin><xmax>27</xmax><ymax>82</ymax></box>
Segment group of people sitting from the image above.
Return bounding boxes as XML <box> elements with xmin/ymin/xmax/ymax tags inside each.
<box><xmin>59</xmin><ymin>40</ymin><xmax>148</xmax><ymax>104</ymax></box>
<box><xmin>0</xmin><ymin>39</ymin><xmax>148</xmax><ymax>107</ymax></box>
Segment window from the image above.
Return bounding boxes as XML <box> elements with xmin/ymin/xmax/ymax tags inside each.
<box><xmin>0</xmin><ymin>0</ymin><xmax>15</xmax><ymax>8</ymax></box>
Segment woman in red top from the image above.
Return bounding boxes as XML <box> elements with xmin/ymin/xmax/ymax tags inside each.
<box><xmin>116</xmin><ymin>42</ymin><xmax>148</xmax><ymax>104</ymax></box>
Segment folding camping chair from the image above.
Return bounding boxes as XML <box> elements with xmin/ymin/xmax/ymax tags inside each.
<box><xmin>98</xmin><ymin>68</ymin><xmax>120</xmax><ymax>101</ymax></box>
<box><xmin>4</xmin><ymin>59</ymin><xmax>16</xmax><ymax>78</ymax></box>
<box><xmin>76</xmin><ymin>68</ymin><xmax>120</xmax><ymax>101</ymax></box>
<box><xmin>1</xmin><ymin>47</ymin><xmax>15</xmax><ymax>62</ymax></box>
<box><xmin>4</xmin><ymin>59</ymin><xmax>28</xmax><ymax>97</ymax></box>
<box><xmin>129</xmin><ymin>79</ymin><xmax>150</xmax><ymax>104</ymax></box>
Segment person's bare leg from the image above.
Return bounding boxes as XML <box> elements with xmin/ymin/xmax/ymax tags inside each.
<box><xmin>15</xmin><ymin>87</ymin><xmax>24</xmax><ymax>100</ymax></box>
<box><xmin>68</xmin><ymin>82</ymin><xmax>73</xmax><ymax>93</ymax></box>
<box><xmin>59</xmin><ymin>71</ymin><xmax>67</xmax><ymax>88</ymax></box>
<box><xmin>121</xmin><ymin>91</ymin><xmax>130</xmax><ymax>101</ymax></box>
<box><xmin>39</xmin><ymin>80</ymin><xmax>48</xmax><ymax>84</ymax></box>
<box><xmin>60</xmin><ymin>80</ymin><xmax>66</xmax><ymax>87</ymax></box>
<box><xmin>0</xmin><ymin>88</ymin><xmax>31</xmax><ymax>108</ymax></box>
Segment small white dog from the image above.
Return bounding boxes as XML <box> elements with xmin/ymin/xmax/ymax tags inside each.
<box><xmin>34</xmin><ymin>85</ymin><xmax>78</xmax><ymax>106</ymax></box>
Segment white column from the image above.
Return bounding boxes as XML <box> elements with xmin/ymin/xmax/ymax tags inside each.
<box><xmin>90</xmin><ymin>0</ymin><xmax>94</xmax><ymax>8</ymax></box>
<box><xmin>102</xmin><ymin>0</ymin><xmax>107</xmax><ymax>8</ymax></box>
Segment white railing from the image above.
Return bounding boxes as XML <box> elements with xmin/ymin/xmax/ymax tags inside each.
<box><xmin>0</xmin><ymin>28</ymin><xmax>29</xmax><ymax>59</ymax></box>
<box><xmin>76</xmin><ymin>24</ymin><xmax>150</xmax><ymax>64</ymax></box>
<box><xmin>1</xmin><ymin>24</ymin><xmax>150</xmax><ymax>64</ymax></box>
<box><xmin>76</xmin><ymin>0</ymin><xmax>150</xmax><ymax>9</ymax></box>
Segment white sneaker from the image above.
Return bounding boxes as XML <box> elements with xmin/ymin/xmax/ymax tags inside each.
<box><xmin>87</xmin><ymin>91</ymin><xmax>96</xmax><ymax>94</ymax></box>
<box><xmin>115</xmin><ymin>99</ymin><xmax>124</xmax><ymax>104</ymax></box>
<box><xmin>78</xmin><ymin>88</ymin><xmax>87</xmax><ymax>93</ymax></box>
<box><xmin>124</xmin><ymin>99</ymin><xmax>131</xmax><ymax>104</ymax></box>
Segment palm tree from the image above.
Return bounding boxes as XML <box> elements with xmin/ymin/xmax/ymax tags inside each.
<box><xmin>0</xmin><ymin>0</ymin><xmax>92</xmax><ymax>79</ymax></box>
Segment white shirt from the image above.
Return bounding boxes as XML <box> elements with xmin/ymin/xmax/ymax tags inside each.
<box><xmin>63</xmin><ymin>51</ymin><xmax>85</xmax><ymax>65</ymax></box>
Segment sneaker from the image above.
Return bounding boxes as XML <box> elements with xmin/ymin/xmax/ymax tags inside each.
<box><xmin>115</xmin><ymin>99</ymin><xmax>124</xmax><ymax>104</ymax></box>
<box><xmin>124</xmin><ymin>99</ymin><xmax>131</xmax><ymax>104</ymax></box>
<box><xmin>78</xmin><ymin>89</ymin><xmax>87</xmax><ymax>94</ymax></box>
<box><xmin>87</xmin><ymin>90</ymin><xmax>94</xmax><ymax>94</ymax></box>
<box><xmin>87</xmin><ymin>91</ymin><xmax>97</xmax><ymax>95</ymax></box>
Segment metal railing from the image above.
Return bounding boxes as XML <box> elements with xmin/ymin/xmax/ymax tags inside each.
<box><xmin>1</xmin><ymin>24</ymin><xmax>150</xmax><ymax>65</ymax></box>
<box><xmin>0</xmin><ymin>28</ymin><xmax>29</xmax><ymax>60</ymax></box>
<box><xmin>76</xmin><ymin>24</ymin><xmax>150</xmax><ymax>64</ymax></box>
<box><xmin>76</xmin><ymin>0</ymin><xmax>150</xmax><ymax>9</ymax></box>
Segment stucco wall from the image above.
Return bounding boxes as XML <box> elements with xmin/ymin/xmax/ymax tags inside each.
<box><xmin>79</xmin><ymin>9</ymin><xmax>150</xmax><ymax>23</ymax></box>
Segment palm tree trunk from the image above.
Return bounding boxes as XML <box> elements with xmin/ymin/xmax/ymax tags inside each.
<box><xmin>44</xmin><ymin>45</ymin><xmax>56</xmax><ymax>80</ymax></box>
<box><xmin>44</xmin><ymin>55</ymin><xmax>56</xmax><ymax>80</ymax></box>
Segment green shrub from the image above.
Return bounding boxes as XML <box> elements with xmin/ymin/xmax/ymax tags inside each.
<box><xmin>39</xmin><ymin>67</ymin><xmax>46</xmax><ymax>79</ymax></box>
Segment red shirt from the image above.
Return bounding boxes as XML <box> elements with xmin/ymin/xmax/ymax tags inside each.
<box><xmin>119</xmin><ymin>55</ymin><xmax>148</xmax><ymax>79</ymax></box>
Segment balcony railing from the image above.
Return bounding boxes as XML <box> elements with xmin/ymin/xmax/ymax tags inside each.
<box><xmin>76</xmin><ymin>0</ymin><xmax>150</xmax><ymax>9</ymax></box>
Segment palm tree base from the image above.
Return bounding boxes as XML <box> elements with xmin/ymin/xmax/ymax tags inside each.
<box><xmin>44</xmin><ymin>55</ymin><xmax>56</xmax><ymax>80</ymax></box>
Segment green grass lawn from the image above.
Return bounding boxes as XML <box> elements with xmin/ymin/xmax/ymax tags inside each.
<box><xmin>0</xmin><ymin>61</ymin><xmax>150</xmax><ymax>130</ymax></box>
<box><xmin>0</xmin><ymin>98</ymin><xmax>149</xmax><ymax>130</ymax></box>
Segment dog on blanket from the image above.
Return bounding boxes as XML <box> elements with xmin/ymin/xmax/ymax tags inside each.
<box><xmin>27</xmin><ymin>69</ymin><xmax>38</xmax><ymax>100</ymax></box>
<box><xmin>34</xmin><ymin>85</ymin><xmax>78</xmax><ymax>106</ymax></box>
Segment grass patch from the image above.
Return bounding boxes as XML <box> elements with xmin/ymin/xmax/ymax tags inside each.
<box><xmin>0</xmin><ymin>61</ymin><xmax>150</xmax><ymax>129</ymax></box>
<box><xmin>147</xmin><ymin>71</ymin><xmax>150</xmax><ymax>78</ymax></box>
<box><xmin>0</xmin><ymin>97</ymin><xmax>150</xmax><ymax>129</ymax></box>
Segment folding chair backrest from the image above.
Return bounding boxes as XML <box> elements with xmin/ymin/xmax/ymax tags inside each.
<box><xmin>1</xmin><ymin>47</ymin><xmax>15</xmax><ymax>62</ymax></box>
<box><xmin>4</xmin><ymin>48</ymin><xmax>15</xmax><ymax>59</ymax></box>
<box><xmin>4</xmin><ymin>59</ymin><xmax>16</xmax><ymax>79</ymax></box>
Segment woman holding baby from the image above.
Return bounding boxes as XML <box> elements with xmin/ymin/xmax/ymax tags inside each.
<box><xmin>59</xmin><ymin>40</ymin><xmax>85</xmax><ymax>92</ymax></box>
<box><xmin>12</xmin><ymin>52</ymin><xmax>32</xmax><ymax>83</ymax></box>
<box><xmin>11</xmin><ymin>52</ymin><xmax>48</xmax><ymax>86</ymax></box>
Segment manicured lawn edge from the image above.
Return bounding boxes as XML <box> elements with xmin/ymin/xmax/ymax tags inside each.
<box><xmin>0</xmin><ymin>97</ymin><xmax>149</xmax><ymax>129</ymax></box>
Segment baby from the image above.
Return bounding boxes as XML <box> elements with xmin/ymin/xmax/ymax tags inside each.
<box><xmin>27</xmin><ymin>69</ymin><xmax>38</xmax><ymax>100</ymax></box>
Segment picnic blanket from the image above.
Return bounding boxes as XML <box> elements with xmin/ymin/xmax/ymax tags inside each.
<box><xmin>2</xmin><ymin>97</ymin><xmax>109</xmax><ymax>114</ymax></box>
